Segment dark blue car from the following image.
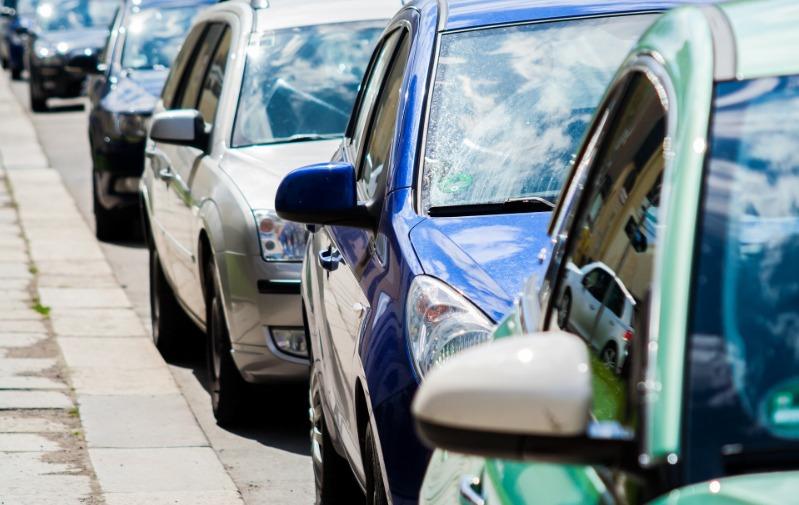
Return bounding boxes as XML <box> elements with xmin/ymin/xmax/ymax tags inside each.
<box><xmin>276</xmin><ymin>1</ymin><xmax>691</xmax><ymax>503</ymax></box>
<box><xmin>86</xmin><ymin>0</ymin><xmax>213</xmax><ymax>240</ymax></box>
<box><xmin>0</xmin><ymin>0</ymin><xmax>36</xmax><ymax>79</ymax></box>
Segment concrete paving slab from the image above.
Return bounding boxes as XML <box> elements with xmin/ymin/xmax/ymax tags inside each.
<box><xmin>39</xmin><ymin>287</ymin><xmax>130</xmax><ymax>309</ymax></box>
<box><xmin>0</xmin><ymin>250</ymin><xmax>27</xmax><ymax>262</ymax></box>
<box><xmin>0</xmin><ymin>358</ymin><xmax>58</xmax><ymax>375</ymax></box>
<box><xmin>0</xmin><ymin>376</ymin><xmax>67</xmax><ymax>390</ymax></box>
<box><xmin>29</xmin><ymin>242</ymin><xmax>105</xmax><ymax>262</ymax></box>
<box><xmin>0</xmin><ymin>262</ymin><xmax>31</xmax><ymax>279</ymax></box>
<box><xmin>0</xmin><ymin>415</ymin><xmax>67</xmax><ymax>432</ymax></box>
<box><xmin>0</xmin><ymin>495</ymin><xmax>90</xmax><ymax>505</ymax></box>
<box><xmin>104</xmin><ymin>491</ymin><xmax>244</xmax><ymax>505</ymax></box>
<box><xmin>0</xmin><ymin>309</ymin><xmax>43</xmax><ymax>320</ymax></box>
<box><xmin>0</xmin><ymin>334</ymin><xmax>47</xmax><ymax>348</ymax></box>
<box><xmin>38</xmin><ymin>274</ymin><xmax>120</xmax><ymax>289</ymax></box>
<box><xmin>0</xmin><ymin>290</ymin><xmax>30</xmax><ymax>303</ymax></box>
<box><xmin>34</xmin><ymin>260</ymin><xmax>113</xmax><ymax>277</ymax></box>
<box><xmin>0</xmin><ymin>452</ymin><xmax>92</xmax><ymax>497</ymax></box>
<box><xmin>69</xmin><ymin>368</ymin><xmax>179</xmax><ymax>396</ymax></box>
<box><xmin>51</xmin><ymin>309</ymin><xmax>145</xmax><ymax>337</ymax></box>
<box><xmin>0</xmin><ymin>278</ymin><xmax>30</xmax><ymax>291</ymax></box>
<box><xmin>59</xmin><ymin>338</ymin><xmax>163</xmax><ymax>369</ymax></box>
<box><xmin>0</xmin><ymin>391</ymin><xmax>72</xmax><ymax>409</ymax></box>
<box><xmin>0</xmin><ymin>320</ymin><xmax>48</xmax><ymax>333</ymax></box>
<box><xmin>0</xmin><ymin>433</ymin><xmax>60</xmax><ymax>452</ymax></box>
<box><xmin>90</xmin><ymin>447</ymin><xmax>237</xmax><ymax>494</ymax></box>
<box><xmin>79</xmin><ymin>395</ymin><xmax>207</xmax><ymax>449</ymax></box>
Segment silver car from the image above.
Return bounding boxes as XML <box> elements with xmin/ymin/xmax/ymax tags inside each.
<box><xmin>139</xmin><ymin>0</ymin><xmax>398</xmax><ymax>425</ymax></box>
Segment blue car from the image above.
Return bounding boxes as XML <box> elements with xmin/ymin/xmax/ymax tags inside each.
<box><xmin>276</xmin><ymin>1</ymin><xmax>693</xmax><ymax>503</ymax></box>
<box><xmin>1</xmin><ymin>0</ymin><xmax>36</xmax><ymax>79</ymax></box>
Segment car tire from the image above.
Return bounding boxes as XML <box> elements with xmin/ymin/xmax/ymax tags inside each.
<box><xmin>149</xmin><ymin>241</ymin><xmax>191</xmax><ymax>361</ymax></box>
<box><xmin>92</xmin><ymin>175</ymin><xmax>123</xmax><ymax>241</ymax></box>
<box><xmin>206</xmin><ymin>260</ymin><xmax>248</xmax><ymax>427</ymax></box>
<box><xmin>310</xmin><ymin>363</ymin><xmax>362</xmax><ymax>505</ymax></box>
<box><xmin>364</xmin><ymin>420</ymin><xmax>389</xmax><ymax>505</ymax></box>
<box><xmin>557</xmin><ymin>290</ymin><xmax>571</xmax><ymax>330</ymax></box>
<box><xmin>29</xmin><ymin>75</ymin><xmax>47</xmax><ymax>112</ymax></box>
<box><xmin>601</xmin><ymin>342</ymin><xmax>619</xmax><ymax>370</ymax></box>
<box><xmin>10</xmin><ymin>66</ymin><xmax>21</xmax><ymax>80</ymax></box>
<box><xmin>1</xmin><ymin>57</ymin><xmax>8</xmax><ymax>69</ymax></box>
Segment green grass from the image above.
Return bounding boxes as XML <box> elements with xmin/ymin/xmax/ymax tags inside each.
<box><xmin>31</xmin><ymin>297</ymin><xmax>50</xmax><ymax>317</ymax></box>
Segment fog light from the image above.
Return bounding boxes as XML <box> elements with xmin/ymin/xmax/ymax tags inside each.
<box><xmin>270</xmin><ymin>327</ymin><xmax>307</xmax><ymax>358</ymax></box>
<box><xmin>113</xmin><ymin>177</ymin><xmax>140</xmax><ymax>194</ymax></box>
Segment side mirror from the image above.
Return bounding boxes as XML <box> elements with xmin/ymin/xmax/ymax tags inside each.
<box><xmin>275</xmin><ymin>162</ymin><xmax>372</xmax><ymax>229</ymax></box>
<box><xmin>149</xmin><ymin>109</ymin><xmax>209</xmax><ymax>151</ymax></box>
<box><xmin>413</xmin><ymin>332</ymin><xmax>636</xmax><ymax>467</ymax></box>
<box><xmin>65</xmin><ymin>53</ymin><xmax>102</xmax><ymax>74</ymax></box>
<box><xmin>0</xmin><ymin>6</ymin><xmax>16</xmax><ymax>17</ymax></box>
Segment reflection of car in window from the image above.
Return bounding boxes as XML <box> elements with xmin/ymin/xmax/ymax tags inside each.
<box><xmin>557</xmin><ymin>261</ymin><xmax>634</xmax><ymax>372</ymax></box>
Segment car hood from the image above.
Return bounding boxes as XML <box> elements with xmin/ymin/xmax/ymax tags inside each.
<box><xmin>409</xmin><ymin>212</ymin><xmax>552</xmax><ymax>322</ymax></box>
<box><xmin>39</xmin><ymin>27</ymin><xmax>108</xmax><ymax>52</ymax></box>
<box><xmin>101</xmin><ymin>69</ymin><xmax>169</xmax><ymax>113</ymax></box>
<box><xmin>648</xmin><ymin>471</ymin><xmax>799</xmax><ymax>505</ymax></box>
<box><xmin>220</xmin><ymin>140</ymin><xmax>341</xmax><ymax>211</ymax></box>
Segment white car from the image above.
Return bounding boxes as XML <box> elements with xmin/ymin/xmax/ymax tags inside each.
<box><xmin>556</xmin><ymin>261</ymin><xmax>635</xmax><ymax>372</ymax></box>
<box><xmin>140</xmin><ymin>0</ymin><xmax>399</xmax><ymax>424</ymax></box>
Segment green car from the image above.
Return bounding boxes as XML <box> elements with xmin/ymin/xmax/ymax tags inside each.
<box><xmin>412</xmin><ymin>1</ymin><xmax>799</xmax><ymax>504</ymax></box>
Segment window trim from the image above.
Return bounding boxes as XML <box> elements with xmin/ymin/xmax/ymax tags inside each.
<box><xmin>196</xmin><ymin>25</ymin><xmax>232</xmax><ymax>126</ymax></box>
<box><xmin>176</xmin><ymin>23</ymin><xmax>226</xmax><ymax>111</ymax></box>
<box><xmin>163</xmin><ymin>22</ymin><xmax>207</xmax><ymax>110</ymax></box>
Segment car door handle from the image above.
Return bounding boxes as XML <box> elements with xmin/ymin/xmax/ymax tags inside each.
<box><xmin>318</xmin><ymin>248</ymin><xmax>342</xmax><ymax>271</ymax></box>
<box><xmin>158</xmin><ymin>168</ymin><xmax>175</xmax><ymax>181</ymax></box>
<box><xmin>460</xmin><ymin>475</ymin><xmax>485</xmax><ymax>505</ymax></box>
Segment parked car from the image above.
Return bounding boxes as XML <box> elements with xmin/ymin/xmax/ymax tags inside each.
<box><xmin>140</xmin><ymin>0</ymin><xmax>397</xmax><ymax>425</ymax></box>
<box><xmin>26</xmin><ymin>0</ymin><xmax>117</xmax><ymax>111</ymax></box>
<box><xmin>557</xmin><ymin>260</ymin><xmax>636</xmax><ymax>373</ymax></box>
<box><xmin>274</xmin><ymin>1</ymin><xmax>674</xmax><ymax>503</ymax></box>
<box><xmin>1</xmin><ymin>0</ymin><xmax>36</xmax><ymax>79</ymax></box>
<box><xmin>84</xmin><ymin>0</ymin><xmax>214</xmax><ymax>241</ymax></box>
<box><xmin>0</xmin><ymin>0</ymin><xmax>17</xmax><ymax>65</ymax></box>
<box><xmin>414</xmin><ymin>1</ymin><xmax>799</xmax><ymax>503</ymax></box>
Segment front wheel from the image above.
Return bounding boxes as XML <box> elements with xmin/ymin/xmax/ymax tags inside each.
<box><xmin>206</xmin><ymin>262</ymin><xmax>248</xmax><ymax>426</ymax></box>
<box><xmin>10</xmin><ymin>66</ymin><xmax>21</xmax><ymax>80</ymax></box>
<box><xmin>29</xmin><ymin>74</ymin><xmax>47</xmax><ymax>112</ymax></box>
<box><xmin>364</xmin><ymin>420</ymin><xmax>389</xmax><ymax>505</ymax></box>
<box><xmin>310</xmin><ymin>364</ymin><xmax>362</xmax><ymax>505</ymax></box>
<box><xmin>149</xmin><ymin>242</ymin><xmax>191</xmax><ymax>361</ymax></box>
<box><xmin>601</xmin><ymin>342</ymin><xmax>619</xmax><ymax>370</ymax></box>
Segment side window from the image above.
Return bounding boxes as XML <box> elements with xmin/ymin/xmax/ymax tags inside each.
<box><xmin>99</xmin><ymin>6</ymin><xmax>122</xmax><ymax>65</ymax></box>
<box><xmin>348</xmin><ymin>30</ymin><xmax>403</xmax><ymax>158</ymax></box>
<box><xmin>357</xmin><ymin>32</ymin><xmax>410</xmax><ymax>202</ymax></box>
<box><xmin>177</xmin><ymin>23</ymin><xmax>224</xmax><ymax>110</ymax></box>
<box><xmin>197</xmin><ymin>27</ymin><xmax>231</xmax><ymax>125</ymax></box>
<box><xmin>552</xmin><ymin>71</ymin><xmax>667</xmax><ymax>430</ymax></box>
<box><xmin>162</xmin><ymin>23</ymin><xmax>205</xmax><ymax>109</ymax></box>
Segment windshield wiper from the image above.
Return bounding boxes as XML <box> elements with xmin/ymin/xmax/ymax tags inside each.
<box><xmin>428</xmin><ymin>196</ymin><xmax>555</xmax><ymax>217</ymax></box>
<box><xmin>274</xmin><ymin>133</ymin><xmax>341</xmax><ymax>144</ymax></box>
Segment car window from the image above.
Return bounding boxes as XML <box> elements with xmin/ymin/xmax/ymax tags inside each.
<box><xmin>231</xmin><ymin>21</ymin><xmax>383</xmax><ymax>147</ymax></box>
<box><xmin>552</xmin><ymin>70</ymin><xmax>667</xmax><ymax>435</ymax></box>
<box><xmin>120</xmin><ymin>5</ymin><xmax>201</xmax><ymax>71</ymax></box>
<box><xmin>99</xmin><ymin>5</ymin><xmax>122</xmax><ymax>65</ymax></box>
<box><xmin>197</xmin><ymin>27</ymin><xmax>230</xmax><ymax>125</ymax></box>
<box><xmin>357</xmin><ymin>32</ymin><xmax>410</xmax><ymax>202</ymax></box>
<box><xmin>349</xmin><ymin>30</ymin><xmax>402</xmax><ymax>161</ymax></box>
<box><xmin>35</xmin><ymin>0</ymin><xmax>116</xmax><ymax>32</ymax></box>
<box><xmin>582</xmin><ymin>268</ymin><xmax>608</xmax><ymax>301</ymax></box>
<box><xmin>162</xmin><ymin>23</ymin><xmax>204</xmax><ymax>110</ymax></box>
<box><xmin>178</xmin><ymin>23</ymin><xmax>224</xmax><ymax>110</ymax></box>
<box><xmin>420</xmin><ymin>14</ymin><xmax>655</xmax><ymax>214</ymax></box>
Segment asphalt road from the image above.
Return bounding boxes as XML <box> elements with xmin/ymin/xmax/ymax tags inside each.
<box><xmin>7</xmin><ymin>80</ymin><xmax>314</xmax><ymax>505</ymax></box>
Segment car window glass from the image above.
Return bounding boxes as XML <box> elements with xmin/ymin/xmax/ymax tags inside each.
<box><xmin>349</xmin><ymin>30</ymin><xmax>402</xmax><ymax>159</ymax></box>
<box><xmin>178</xmin><ymin>23</ymin><xmax>224</xmax><ymax>110</ymax></box>
<box><xmin>162</xmin><ymin>23</ymin><xmax>204</xmax><ymax>109</ymax></box>
<box><xmin>197</xmin><ymin>27</ymin><xmax>230</xmax><ymax>125</ymax></box>
<box><xmin>358</xmin><ymin>32</ymin><xmax>410</xmax><ymax>202</ymax></box>
<box><xmin>120</xmin><ymin>5</ymin><xmax>201</xmax><ymax>71</ymax></box>
<box><xmin>99</xmin><ymin>5</ymin><xmax>121</xmax><ymax>64</ymax></box>
<box><xmin>552</xmin><ymin>72</ymin><xmax>667</xmax><ymax>439</ymax></box>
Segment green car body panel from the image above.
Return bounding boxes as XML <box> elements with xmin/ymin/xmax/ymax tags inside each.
<box><xmin>419</xmin><ymin>1</ymin><xmax>799</xmax><ymax>504</ymax></box>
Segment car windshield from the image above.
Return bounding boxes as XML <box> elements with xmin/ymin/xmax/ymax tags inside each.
<box><xmin>16</xmin><ymin>0</ymin><xmax>36</xmax><ymax>16</ymax></box>
<box><xmin>35</xmin><ymin>0</ymin><xmax>116</xmax><ymax>31</ymax></box>
<box><xmin>421</xmin><ymin>14</ymin><xmax>655</xmax><ymax>213</ymax></box>
<box><xmin>120</xmin><ymin>5</ymin><xmax>198</xmax><ymax>71</ymax></box>
<box><xmin>231</xmin><ymin>21</ymin><xmax>383</xmax><ymax>147</ymax></box>
<box><xmin>685</xmin><ymin>75</ymin><xmax>799</xmax><ymax>483</ymax></box>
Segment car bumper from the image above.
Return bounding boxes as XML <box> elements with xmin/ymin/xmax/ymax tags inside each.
<box><xmin>226</xmin><ymin>255</ymin><xmax>308</xmax><ymax>383</ymax></box>
<box><xmin>31</xmin><ymin>62</ymin><xmax>84</xmax><ymax>98</ymax></box>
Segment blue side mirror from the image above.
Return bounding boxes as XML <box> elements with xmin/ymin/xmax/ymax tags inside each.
<box><xmin>275</xmin><ymin>162</ymin><xmax>373</xmax><ymax>229</ymax></box>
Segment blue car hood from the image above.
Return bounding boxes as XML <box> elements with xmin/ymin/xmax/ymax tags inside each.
<box><xmin>409</xmin><ymin>212</ymin><xmax>552</xmax><ymax>322</ymax></box>
<box><xmin>101</xmin><ymin>69</ymin><xmax>168</xmax><ymax>113</ymax></box>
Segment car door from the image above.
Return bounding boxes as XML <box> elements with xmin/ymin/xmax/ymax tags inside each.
<box><xmin>155</xmin><ymin>23</ymin><xmax>225</xmax><ymax>304</ymax></box>
<box><xmin>541</xmin><ymin>69</ymin><xmax>669</xmax><ymax>503</ymax></box>
<box><xmin>317</xmin><ymin>27</ymin><xmax>410</xmax><ymax>458</ymax></box>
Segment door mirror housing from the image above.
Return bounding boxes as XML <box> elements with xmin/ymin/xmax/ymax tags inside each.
<box><xmin>65</xmin><ymin>53</ymin><xmax>102</xmax><ymax>74</ymax></box>
<box><xmin>275</xmin><ymin>162</ymin><xmax>372</xmax><ymax>229</ymax></box>
<box><xmin>0</xmin><ymin>6</ymin><xmax>16</xmax><ymax>17</ymax></box>
<box><xmin>149</xmin><ymin>109</ymin><xmax>209</xmax><ymax>151</ymax></box>
<box><xmin>413</xmin><ymin>332</ymin><xmax>637</xmax><ymax>468</ymax></box>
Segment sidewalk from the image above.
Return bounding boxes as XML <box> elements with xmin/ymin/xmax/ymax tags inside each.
<box><xmin>0</xmin><ymin>74</ymin><xmax>244</xmax><ymax>504</ymax></box>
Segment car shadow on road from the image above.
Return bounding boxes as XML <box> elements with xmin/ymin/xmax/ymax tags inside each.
<box><xmin>172</xmin><ymin>345</ymin><xmax>311</xmax><ymax>456</ymax></box>
<box><xmin>37</xmin><ymin>103</ymin><xmax>85</xmax><ymax>113</ymax></box>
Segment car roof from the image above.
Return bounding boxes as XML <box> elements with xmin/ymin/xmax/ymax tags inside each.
<box><xmin>439</xmin><ymin>0</ymin><xmax>715</xmax><ymax>31</ymax></box>
<box><xmin>252</xmin><ymin>0</ymin><xmax>401</xmax><ymax>31</ymax></box>
<box><xmin>130</xmin><ymin>0</ymin><xmax>214</xmax><ymax>10</ymax></box>
<box><xmin>721</xmin><ymin>0</ymin><xmax>799</xmax><ymax>79</ymax></box>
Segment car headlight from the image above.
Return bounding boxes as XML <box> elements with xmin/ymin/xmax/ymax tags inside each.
<box><xmin>117</xmin><ymin>113</ymin><xmax>149</xmax><ymax>140</ymax></box>
<box><xmin>253</xmin><ymin>210</ymin><xmax>308</xmax><ymax>262</ymax></box>
<box><xmin>34</xmin><ymin>40</ymin><xmax>55</xmax><ymax>59</ymax></box>
<box><xmin>406</xmin><ymin>276</ymin><xmax>494</xmax><ymax>379</ymax></box>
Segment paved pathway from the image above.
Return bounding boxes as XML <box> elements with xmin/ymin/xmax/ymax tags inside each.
<box><xmin>0</xmin><ymin>73</ymin><xmax>244</xmax><ymax>504</ymax></box>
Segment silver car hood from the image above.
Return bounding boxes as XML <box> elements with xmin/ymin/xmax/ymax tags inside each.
<box><xmin>221</xmin><ymin>140</ymin><xmax>341</xmax><ymax>211</ymax></box>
